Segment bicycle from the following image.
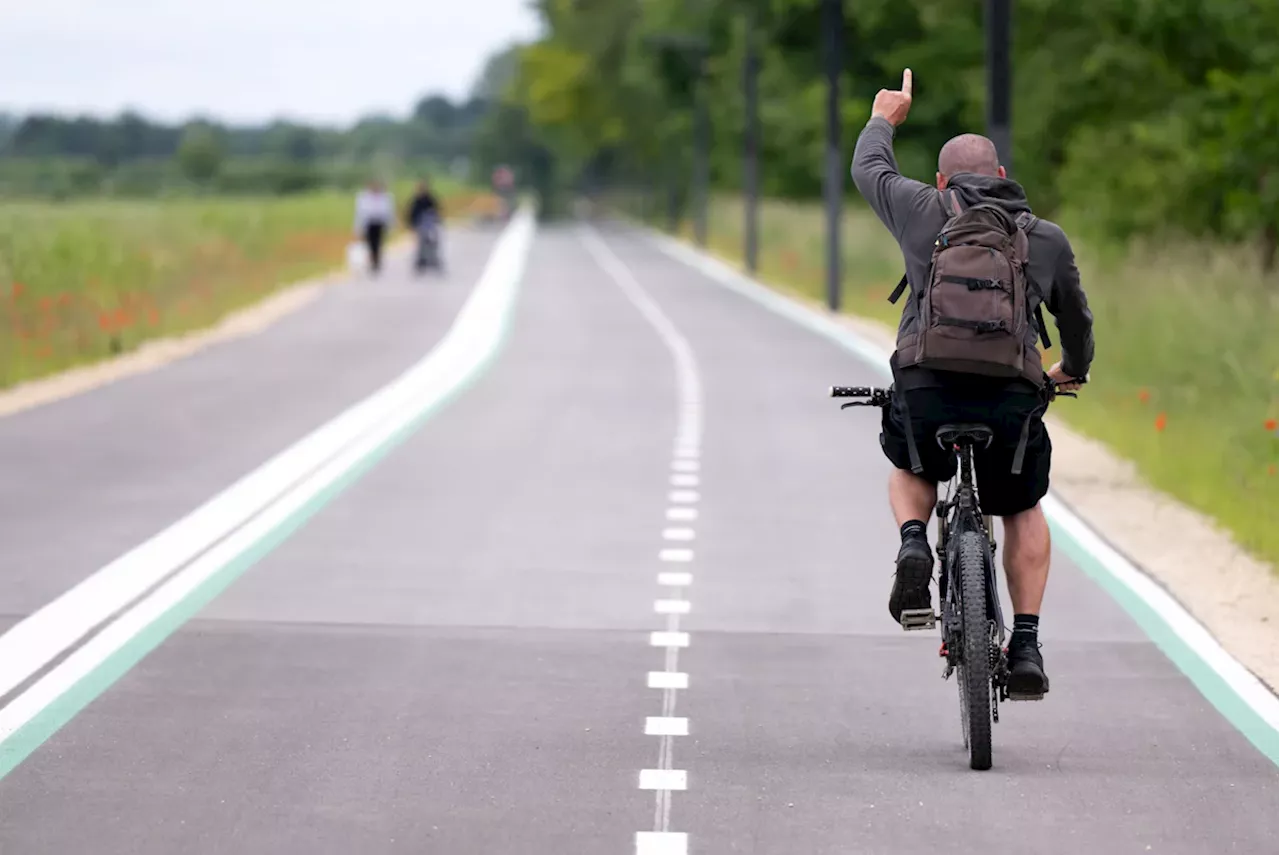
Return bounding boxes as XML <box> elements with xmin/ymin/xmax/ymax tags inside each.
<box><xmin>829</xmin><ymin>379</ymin><xmax>1078</xmax><ymax>770</ymax></box>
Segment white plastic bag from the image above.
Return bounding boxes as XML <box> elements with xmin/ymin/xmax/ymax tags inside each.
<box><xmin>346</xmin><ymin>240</ymin><xmax>369</xmax><ymax>272</ymax></box>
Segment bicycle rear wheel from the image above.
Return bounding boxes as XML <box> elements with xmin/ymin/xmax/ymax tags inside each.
<box><xmin>956</xmin><ymin>530</ymin><xmax>993</xmax><ymax>770</ymax></box>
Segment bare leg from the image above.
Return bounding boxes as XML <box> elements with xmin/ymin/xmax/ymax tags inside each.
<box><xmin>889</xmin><ymin>468</ymin><xmax>937</xmax><ymax>527</ymax></box>
<box><xmin>1001</xmin><ymin>504</ymin><xmax>1051</xmax><ymax>614</ymax></box>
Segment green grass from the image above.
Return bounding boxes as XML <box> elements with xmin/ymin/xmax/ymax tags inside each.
<box><xmin>650</xmin><ymin>194</ymin><xmax>1279</xmax><ymax>565</ymax></box>
<box><xmin>0</xmin><ymin>181</ymin><xmax>488</xmax><ymax>391</ymax></box>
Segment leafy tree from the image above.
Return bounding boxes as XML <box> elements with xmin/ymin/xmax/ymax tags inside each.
<box><xmin>176</xmin><ymin>123</ymin><xmax>225</xmax><ymax>184</ymax></box>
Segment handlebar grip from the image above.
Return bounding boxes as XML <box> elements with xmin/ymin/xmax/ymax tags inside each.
<box><xmin>830</xmin><ymin>386</ymin><xmax>875</xmax><ymax>398</ymax></box>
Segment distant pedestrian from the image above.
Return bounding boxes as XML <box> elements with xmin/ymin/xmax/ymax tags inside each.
<box><xmin>354</xmin><ymin>180</ymin><xmax>394</xmax><ymax>274</ymax></box>
<box><xmin>404</xmin><ymin>180</ymin><xmax>443</xmax><ymax>271</ymax></box>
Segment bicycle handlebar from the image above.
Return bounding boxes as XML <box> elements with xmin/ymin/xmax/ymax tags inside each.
<box><xmin>829</xmin><ymin>386</ymin><xmax>879</xmax><ymax>398</ymax></box>
<box><xmin>829</xmin><ymin>375</ymin><xmax>1087</xmax><ymax>406</ymax></box>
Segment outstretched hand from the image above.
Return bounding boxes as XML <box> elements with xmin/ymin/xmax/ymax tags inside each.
<box><xmin>871</xmin><ymin>69</ymin><xmax>913</xmax><ymax>127</ymax></box>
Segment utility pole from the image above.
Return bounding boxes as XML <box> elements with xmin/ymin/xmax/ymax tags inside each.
<box><xmin>821</xmin><ymin>0</ymin><xmax>843</xmax><ymax>311</ymax></box>
<box><xmin>692</xmin><ymin>58</ymin><xmax>710</xmax><ymax>247</ymax></box>
<box><xmin>985</xmin><ymin>0</ymin><xmax>1013</xmax><ymax>174</ymax></box>
<box><xmin>743</xmin><ymin>2</ymin><xmax>760</xmax><ymax>273</ymax></box>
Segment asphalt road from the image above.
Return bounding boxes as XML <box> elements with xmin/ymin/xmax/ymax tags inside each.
<box><xmin>0</xmin><ymin>219</ymin><xmax>1274</xmax><ymax>854</ymax></box>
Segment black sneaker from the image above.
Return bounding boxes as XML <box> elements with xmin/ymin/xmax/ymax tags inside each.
<box><xmin>888</xmin><ymin>537</ymin><xmax>934</xmax><ymax>623</ymax></box>
<box><xmin>1006</xmin><ymin>634</ymin><xmax>1050</xmax><ymax>700</ymax></box>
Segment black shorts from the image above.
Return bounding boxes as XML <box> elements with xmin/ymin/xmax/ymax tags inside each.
<box><xmin>880</xmin><ymin>386</ymin><xmax>1051</xmax><ymax>517</ymax></box>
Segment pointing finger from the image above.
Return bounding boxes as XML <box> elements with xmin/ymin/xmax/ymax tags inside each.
<box><xmin>902</xmin><ymin>68</ymin><xmax>913</xmax><ymax>97</ymax></box>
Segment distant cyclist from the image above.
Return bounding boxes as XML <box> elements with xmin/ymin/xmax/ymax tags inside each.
<box><xmin>850</xmin><ymin>69</ymin><xmax>1094</xmax><ymax>698</ymax></box>
<box><xmin>405</xmin><ymin>180</ymin><xmax>443</xmax><ymax>272</ymax></box>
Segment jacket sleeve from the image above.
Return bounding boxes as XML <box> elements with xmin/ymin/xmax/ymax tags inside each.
<box><xmin>850</xmin><ymin>116</ymin><xmax>935</xmax><ymax>241</ymax></box>
<box><xmin>1046</xmin><ymin>240</ymin><xmax>1095</xmax><ymax>378</ymax></box>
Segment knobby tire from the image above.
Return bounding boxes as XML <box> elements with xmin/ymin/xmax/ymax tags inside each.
<box><xmin>957</xmin><ymin>530</ymin><xmax>993</xmax><ymax>770</ymax></box>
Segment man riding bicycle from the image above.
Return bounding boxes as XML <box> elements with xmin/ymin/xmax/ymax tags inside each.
<box><xmin>850</xmin><ymin>70</ymin><xmax>1094</xmax><ymax>699</ymax></box>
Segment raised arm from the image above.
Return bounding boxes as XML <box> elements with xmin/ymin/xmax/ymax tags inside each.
<box><xmin>851</xmin><ymin>117</ymin><xmax>935</xmax><ymax>241</ymax></box>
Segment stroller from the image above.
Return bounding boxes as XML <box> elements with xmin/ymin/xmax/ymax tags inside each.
<box><xmin>414</xmin><ymin>213</ymin><xmax>443</xmax><ymax>273</ymax></box>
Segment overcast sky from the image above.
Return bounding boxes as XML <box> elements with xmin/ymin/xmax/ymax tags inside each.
<box><xmin>0</xmin><ymin>0</ymin><xmax>544</xmax><ymax>125</ymax></box>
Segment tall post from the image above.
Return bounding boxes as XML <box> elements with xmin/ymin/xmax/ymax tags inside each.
<box><xmin>985</xmin><ymin>0</ymin><xmax>1012</xmax><ymax>174</ymax></box>
<box><xmin>692</xmin><ymin>56</ymin><xmax>710</xmax><ymax>247</ymax></box>
<box><xmin>821</xmin><ymin>0</ymin><xmax>843</xmax><ymax>312</ymax></box>
<box><xmin>743</xmin><ymin>3</ymin><xmax>760</xmax><ymax>274</ymax></box>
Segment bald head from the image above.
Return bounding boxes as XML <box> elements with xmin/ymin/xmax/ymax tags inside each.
<box><xmin>937</xmin><ymin>134</ymin><xmax>1002</xmax><ymax>179</ymax></box>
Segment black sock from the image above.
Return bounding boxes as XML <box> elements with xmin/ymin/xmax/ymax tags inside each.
<box><xmin>1012</xmin><ymin>614</ymin><xmax>1039</xmax><ymax>641</ymax></box>
<box><xmin>900</xmin><ymin>520</ymin><xmax>928</xmax><ymax>543</ymax></box>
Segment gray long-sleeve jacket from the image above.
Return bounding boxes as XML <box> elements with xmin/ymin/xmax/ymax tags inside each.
<box><xmin>851</xmin><ymin>116</ymin><xmax>1094</xmax><ymax>384</ymax></box>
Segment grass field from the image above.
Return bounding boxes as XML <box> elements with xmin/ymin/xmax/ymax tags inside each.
<box><xmin>651</xmin><ymin>195</ymin><xmax>1279</xmax><ymax>565</ymax></box>
<box><xmin>0</xmin><ymin>182</ymin><xmax>495</xmax><ymax>391</ymax></box>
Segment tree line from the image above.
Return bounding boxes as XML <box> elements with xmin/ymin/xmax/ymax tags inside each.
<box><xmin>0</xmin><ymin>94</ymin><xmax>497</xmax><ymax>199</ymax></box>
<box><xmin>478</xmin><ymin>0</ymin><xmax>1277</xmax><ymax>259</ymax></box>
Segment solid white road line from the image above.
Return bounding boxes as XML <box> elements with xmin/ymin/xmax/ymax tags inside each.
<box><xmin>654</xmin><ymin>599</ymin><xmax>691</xmax><ymax>615</ymax></box>
<box><xmin>0</xmin><ymin>214</ymin><xmax>540</xmax><ymax>704</ymax></box>
<box><xmin>648</xmin><ymin>672</ymin><xmax>689</xmax><ymax>689</ymax></box>
<box><xmin>0</xmin><ymin>209</ymin><xmax>539</xmax><ymax>746</ymax></box>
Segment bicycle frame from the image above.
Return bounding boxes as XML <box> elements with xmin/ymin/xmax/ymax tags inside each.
<box><xmin>935</xmin><ymin>439</ymin><xmax>1008</xmax><ymax>704</ymax></box>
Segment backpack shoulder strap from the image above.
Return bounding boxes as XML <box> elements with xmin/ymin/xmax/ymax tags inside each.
<box><xmin>1013</xmin><ymin>211</ymin><xmax>1054</xmax><ymax>349</ymax></box>
<box><xmin>888</xmin><ymin>274</ymin><xmax>909</xmax><ymax>304</ymax></box>
<box><xmin>890</xmin><ymin>190</ymin><xmax>965</xmax><ymax>305</ymax></box>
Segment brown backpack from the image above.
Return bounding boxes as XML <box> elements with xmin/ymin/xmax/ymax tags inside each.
<box><xmin>889</xmin><ymin>190</ymin><xmax>1050</xmax><ymax>379</ymax></box>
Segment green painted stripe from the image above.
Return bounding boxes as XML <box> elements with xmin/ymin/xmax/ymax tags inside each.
<box><xmin>1049</xmin><ymin>519</ymin><xmax>1279</xmax><ymax>764</ymax></box>
<box><xmin>0</xmin><ymin>224</ymin><xmax>530</xmax><ymax>782</ymax></box>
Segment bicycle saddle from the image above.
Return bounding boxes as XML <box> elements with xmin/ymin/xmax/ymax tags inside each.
<box><xmin>935</xmin><ymin>423</ymin><xmax>995</xmax><ymax>448</ymax></box>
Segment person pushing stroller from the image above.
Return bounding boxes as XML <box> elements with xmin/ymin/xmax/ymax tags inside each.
<box><xmin>405</xmin><ymin>181</ymin><xmax>444</xmax><ymax>273</ymax></box>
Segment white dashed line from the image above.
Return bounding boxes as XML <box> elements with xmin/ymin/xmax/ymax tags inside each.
<box><xmin>648</xmin><ymin>672</ymin><xmax>689</xmax><ymax>689</ymax></box>
<box><xmin>580</xmin><ymin>226</ymin><xmax>701</xmax><ymax>848</ymax></box>
<box><xmin>645</xmin><ymin>717</ymin><xmax>690</xmax><ymax>736</ymax></box>
<box><xmin>638</xmin><ymin>769</ymin><xmax>688</xmax><ymax>791</ymax></box>
<box><xmin>649</xmin><ymin>632</ymin><xmax>690</xmax><ymax>648</ymax></box>
<box><xmin>657</xmin><ymin>572</ymin><xmax>693</xmax><ymax>587</ymax></box>
<box><xmin>635</xmin><ymin>831</ymin><xmax>688</xmax><ymax>855</ymax></box>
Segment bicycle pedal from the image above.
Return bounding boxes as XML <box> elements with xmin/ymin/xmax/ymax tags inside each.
<box><xmin>1006</xmin><ymin>690</ymin><xmax>1046</xmax><ymax>702</ymax></box>
<box><xmin>899</xmin><ymin>609</ymin><xmax>936</xmax><ymax>631</ymax></box>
